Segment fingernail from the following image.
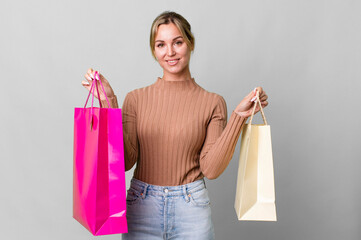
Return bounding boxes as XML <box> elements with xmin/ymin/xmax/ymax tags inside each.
<box><xmin>82</xmin><ymin>81</ymin><xmax>90</xmax><ymax>85</ymax></box>
<box><xmin>254</xmin><ymin>88</ymin><xmax>257</xmax><ymax>93</ymax></box>
<box><xmin>93</xmin><ymin>72</ymin><xmax>97</xmax><ymax>80</ymax></box>
<box><xmin>250</xmin><ymin>96</ymin><xmax>257</xmax><ymax>102</ymax></box>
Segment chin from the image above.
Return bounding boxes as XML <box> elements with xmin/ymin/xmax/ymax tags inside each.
<box><xmin>162</xmin><ymin>65</ymin><xmax>183</xmax><ymax>73</ymax></box>
<box><xmin>167</xmin><ymin>68</ymin><xmax>186</xmax><ymax>75</ymax></box>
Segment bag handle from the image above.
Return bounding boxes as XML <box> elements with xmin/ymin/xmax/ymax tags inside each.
<box><xmin>248</xmin><ymin>91</ymin><xmax>268</xmax><ymax>125</ymax></box>
<box><xmin>95</xmin><ymin>71</ymin><xmax>111</xmax><ymax>107</ymax></box>
<box><xmin>82</xmin><ymin>71</ymin><xmax>111</xmax><ymax>130</ymax></box>
<box><xmin>83</xmin><ymin>71</ymin><xmax>111</xmax><ymax>109</ymax></box>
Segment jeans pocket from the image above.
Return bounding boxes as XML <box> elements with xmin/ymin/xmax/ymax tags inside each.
<box><xmin>189</xmin><ymin>187</ymin><xmax>211</xmax><ymax>207</ymax></box>
<box><xmin>126</xmin><ymin>187</ymin><xmax>142</xmax><ymax>206</ymax></box>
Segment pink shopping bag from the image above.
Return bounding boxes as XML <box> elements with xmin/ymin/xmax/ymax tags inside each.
<box><xmin>73</xmin><ymin>71</ymin><xmax>128</xmax><ymax>235</ymax></box>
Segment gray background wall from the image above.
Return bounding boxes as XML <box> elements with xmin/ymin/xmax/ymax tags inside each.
<box><xmin>1</xmin><ymin>0</ymin><xmax>360</xmax><ymax>239</ymax></box>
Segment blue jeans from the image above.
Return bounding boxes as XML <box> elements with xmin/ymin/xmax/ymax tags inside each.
<box><xmin>122</xmin><ymin>177</ymin><xmax>215</xmax><ymax>240</ymax></box>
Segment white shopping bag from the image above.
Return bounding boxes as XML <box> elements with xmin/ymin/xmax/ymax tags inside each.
<box><xmin>234</xmin><ymin>93</ymin><xmax>277</xmax><ymax>221</ymax></box>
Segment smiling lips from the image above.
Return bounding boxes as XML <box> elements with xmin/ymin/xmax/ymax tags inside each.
<box><xmin>166</xmin><ymin>59</ymin><xmax>180</xmax><ymax>66</ymax></box>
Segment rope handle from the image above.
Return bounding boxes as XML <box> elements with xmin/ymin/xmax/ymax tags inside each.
<box><xmin>82</xmin><ymin>71</ymin><xmax>111</xmax><ymax>130</ymax></box>
<box><xmin>248</xmin><ymin>91</ymin><xmax>268</xmax><ymax>125</ymax></box>
<box><xmin>83</xmin><ymin>71</ymin><xmax>111</xmax><ymax>109</ymax></box>
<box><xmin>95</xmin><ymin>71</ymin><xmax>111</xmax><ymax>107</ymax></box>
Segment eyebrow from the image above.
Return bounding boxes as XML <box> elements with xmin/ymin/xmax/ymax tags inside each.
<box><xmin>155</xmin><ymin>36</ymin><xmax>183</xmax><ymax>43</ymax></box>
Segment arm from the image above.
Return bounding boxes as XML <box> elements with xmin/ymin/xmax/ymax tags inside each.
<box><xmin>101</xmin><ymin>93</ymin><xmax>139</xmax><ymax>171</ymax></box>
<box><xmin>121</xmin><ymin>92</ymin><xmax>140</xmax><ymax>171</ymax></box>
<box><xmin>101</xmin><ymin>94</ymin><xmax>138</xmax><ymax>170</ymax></box>
<box><xmin>199</xmin><ymin>96</ymin><xmax>247</xmax><ymax>179</ymax></box>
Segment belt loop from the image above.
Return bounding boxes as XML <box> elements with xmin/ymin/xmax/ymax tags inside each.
<box><xmin>203</xmin><ymin>178</ymin><xmax>207</xmax><ymax>188</ymax></box>
<box><xmin>141</xmin><ymin>183</ymin><xmax>148</xmax><ymax>199</ymax></box>
<box><xmin>183</xmin><ymin>185</ymin><xmax>190</xmax><ymax>202</ymax></box>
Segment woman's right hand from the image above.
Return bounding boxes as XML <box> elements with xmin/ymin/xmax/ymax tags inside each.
<box><xmin>81</xmin><ymin>68</ymin><xmax>115</xmax><ymax>100</ymax></box>
<box><xmin>234</xmin><ymin>87</ymin><xmax>268</xmax><ymax>118</ymax></box>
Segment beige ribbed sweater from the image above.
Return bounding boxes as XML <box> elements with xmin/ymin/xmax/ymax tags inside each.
<box><xmin>102</xmin><ymin>77</ymin><xmax>246</xmax><ymax>186</ymax></box>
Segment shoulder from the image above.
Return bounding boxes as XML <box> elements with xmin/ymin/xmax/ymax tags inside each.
<box><xmin>123</xmin><ymin>82</ymin><xmax>152</xmax><ymax>104</ymax></box>
<box><xmin>192</xmin><ymin>86</ymin><xmax>227</xmax><ymax>122</ymax></box>
<box><xmin>197</xmin><ymin>88</ymin><xmax>227</xmax><ymax>124</ymax></box>
<box><xmin>196</xmin><ymin>85</ymin><xmax>227</xmax><ymax>109</ymax></box>
<box><xmin>126</xmin><ymin>81</ymin><xmax>157</xmax><ymax>99</ymax></box>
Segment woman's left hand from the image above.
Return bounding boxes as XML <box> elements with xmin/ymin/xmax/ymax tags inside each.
<box><xmin>234</xmin><ymin>87</ymin><xmax>268</xmax><ymax>118</ymax></box>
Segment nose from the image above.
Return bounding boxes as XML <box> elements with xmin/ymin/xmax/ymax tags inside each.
<box><xmin>167</xmin><ymin>44</ymin><xmax>175</xmax><ymax>57</ymax></box>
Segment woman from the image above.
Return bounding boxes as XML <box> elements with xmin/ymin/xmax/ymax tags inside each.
<box><xmin>81</xmin><ymin>11</ymin><xmax>268</xmax><ymax>240</ymax></box>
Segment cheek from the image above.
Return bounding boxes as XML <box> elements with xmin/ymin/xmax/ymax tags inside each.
<box><xmin>154</xmin><ymin>48</ymin><xmax>166</xmax><ymax>59</ymax></box>
<box><xmin>178</xmin><ymin>45</ymin><xmax>190</xmax><ymax>59</ymax></box>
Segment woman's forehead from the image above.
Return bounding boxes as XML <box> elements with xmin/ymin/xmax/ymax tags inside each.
<box><xmin>155</xmin><ymin>23</ymin><xmax>183</xmax><ymax>41</ymax></box>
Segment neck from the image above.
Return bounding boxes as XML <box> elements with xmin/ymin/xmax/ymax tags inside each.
<box><xmin>162</xmin><ymin>66</ymin><xmax>192</xmax><ymax>82</ymax></box>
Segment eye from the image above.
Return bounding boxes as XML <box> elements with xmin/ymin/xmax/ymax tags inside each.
<box><xmin>175</xmin><ymin>41</ymin><xmax>183</xmax><ymax>45</ymax></box>
<box><xmin>157</xmin><ymin>43</ymin><xmax>164</xmax><ymax>48</ymax></box>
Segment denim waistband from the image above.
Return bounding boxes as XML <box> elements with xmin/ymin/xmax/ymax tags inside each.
<box><xmin>129</xmin><ymin>177</ymin><xmax>206</xmax><ymax>198</ymax></box>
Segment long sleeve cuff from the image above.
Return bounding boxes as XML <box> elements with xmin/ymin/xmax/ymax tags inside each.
<box><xmin>230</xmin><ymin>111</ymin><xmax>247</xmax><ymax>133</ymax></box>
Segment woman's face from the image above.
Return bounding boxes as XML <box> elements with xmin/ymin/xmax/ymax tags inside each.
<box><xmin>154</xmin><ymin>23</ymin><xmax>191</xmax><ymax>78</ymax></box>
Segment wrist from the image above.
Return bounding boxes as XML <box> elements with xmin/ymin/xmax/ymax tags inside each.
<box><xmin>100</xmin><ymin>95</ymin><xmax>118</xmax><ymax>108</ymax></box>
<box><xmin>100</xmin><ymin>94</ymin><xmax>116</xmax><ymax>101</ymax></box>
<box><xmin>233</xmin><ymin>110</ymin><xmax>247</xmax><ymax>119</ymax></box>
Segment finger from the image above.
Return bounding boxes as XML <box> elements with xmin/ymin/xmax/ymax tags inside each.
<box><xmin>254</xmin><ymin>87</ymin><xmax>263</xmax><ymax>96</ymax></box>
<box><xmin>261</xmin><ymin>101</ymin><xmax>268</xmax><ymax>108</ymax></box>
<box><xmin>84</xmin><ymin>73</ymin><xmax>93</xmax><ymax>82</ymax></box>
<box><xmin>243</xmin><ymin>91</ymin><xmax>253</xmax><ymax>103</ymax></box>
<box><xmin>87</xmin><ymin>72</ymin><xmax>94</xmax><ymax>81</ymax></box>
<box><xmin>82</xmin><ymin>81</ymin><xmax>99</xmax><ymax>98</ymax></box>
<box><xmin>94</xmin><ymin>71</ymin><xmax>100</xmax><ymax>80</ymax></box>
<box><xmin>247</xmin><ymin>92</ymin><xmax>255</xmax><ymax>102</ymax></box>
<box><xmin>89</xmin><ymin>69</ymin><xmax>100</xmax><ymax>81</ymax></box>
<box><xmin>81</xmin><ymin>80</ymin><xmax>92</xmax><ymax>93</ymax></box>
<box><xmin>81</xmin><ymin>80</ymin><xmax>90</xmax><ymax>86</ymax></box>
<box><xmin>85</xmin><ymin>67</ymin><xmax>94</xmax><ymax>80</ymax></box>
<box><xmin>253</xmin><ymin>100</ymin><xmax>268</xmax><ymax>113</ymax></box>
<box><xmin>251</xmin><ymin>87</ymin><xmax>260</xmax><ymax>101</ymax></box>
<box><xmin>247</xmin><ymin>88</ymin><xmax>257</xmax><ymax>101</ymax></box>
<box><xmin>93</xmin><ymin>71</ymin><xmax>104</xmax><ymax>83</ymax></box>
<box><xmin>87</xmin><ymin>68</ymin><xmax>94</xmax><ymax>77</ymax></box>
<box><xmin>259</xmin><ymin>90</ymin><xmax>266</xmax><ymax>97</ymax></box>
<box><xmin>259</xmin><ymin>93</ymin><xmax>268</xmax><ymax>101</ymax></box>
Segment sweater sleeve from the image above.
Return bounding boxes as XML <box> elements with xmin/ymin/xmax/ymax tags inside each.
<box><xmin>121</xmin><ymin>92</ymin><xmax>140</xmax><ymax>171</ymax></box>
<box><xmin>199</xmin><ymin>96</ymin><xmax>247</xmax><ymax>179</ymax></box>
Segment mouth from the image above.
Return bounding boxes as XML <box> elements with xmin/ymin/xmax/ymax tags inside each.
<box><xmin>166</xmin><ymin>58</ymin><xmax>180</xmax><ymax>66</ymax></box>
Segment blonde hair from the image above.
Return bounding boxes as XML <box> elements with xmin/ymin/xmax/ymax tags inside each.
<box><xmin>150</xmin><ymin>11</ymin><xmax>195</xmax><ymax>59</ymax></box>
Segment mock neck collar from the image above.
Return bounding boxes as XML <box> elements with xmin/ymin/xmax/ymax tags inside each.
<box><xmin>154</xmin><ymin>77</ymin><xmax>198</xmax><ymax>91</ymax></box>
